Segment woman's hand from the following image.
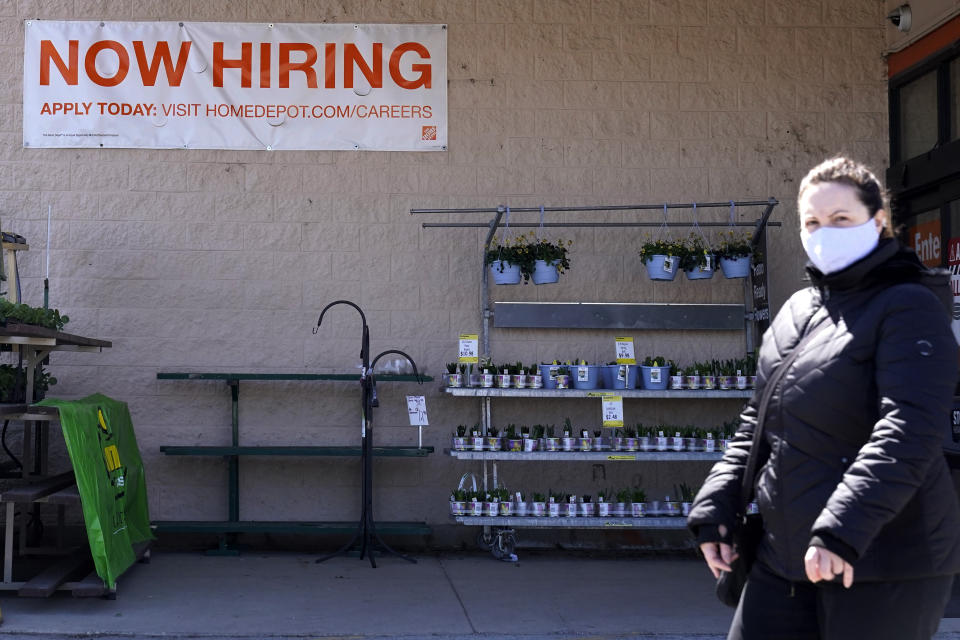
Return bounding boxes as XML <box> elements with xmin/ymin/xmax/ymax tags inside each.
<box><xmin>804</xmin><ymin>546</ymin><xmax>854</xmax><ymax>588</ymax></box>
<box><xmin>699</xmin><ymin>524</ymin><xmax>739</xmax><ymax>579</ymax></box>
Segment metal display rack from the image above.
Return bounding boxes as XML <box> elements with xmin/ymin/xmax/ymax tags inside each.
<box><xmin>413</xmin><ymin>199</ymin><xmax>779</xmax><ymax>559</ymax></box>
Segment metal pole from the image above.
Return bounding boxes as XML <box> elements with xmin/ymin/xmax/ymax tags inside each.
<box><xmin>412</xmin><ymin>199</ymin><xmax>778</xmax><ymax>215</ymax></box>
<box><xmin>481</xmin><ymin>208</ymin><xmax>504</xmax><ymax>359</ymax></box>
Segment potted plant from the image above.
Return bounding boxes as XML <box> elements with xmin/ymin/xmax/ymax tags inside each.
<box><xmin>680</xmin><ymin>233</ymin><xmax>715</xmax><ymax>281</ymax></box>
<box><xmin>485</xmin><ymin>426</ymin><xmax>502</xmax><ymax>452</ymax></box>
<box><xmin>686</xmin><ymin>363</ymin><xmax>703</xmax><ymax>390</ymax></box>
<box><xmin>562</xmin><ymin>493</ymin><xmax>577</xmax><ymax>517</ymax></box>
<box><xmin>656</xmin><ymin>429</ymin><xmax>668</xmax><ymax>451</ymax></box>
<box><xmin>670</xmin><ymin>429</ymin><xmax>685</xmax><ymax>452</ymax></box>
<box><xmin>675</xmin><ymin>483</ymin><xmax>696</xmax><ymax>517</ymax></box>
<box><xmin>485</xmin><ymin>235</ymin><xmax>527</xmax><ymax>285</ymax></box>
<box><xmin>471</xmin><ymin>425</ymin><xmax>485</xmax><ymax>452</ymax></box>
<box><xmin>504</xmin><ymin>424</ymin><xmax>522</xmax><ymax>452</ymax></box>
<box><xmin>715</xmin><ymin>230</ymin><xmax>753</xmax><ymax>279</ymax></box>
<box><xmin>561</xmin><ymin>419</ymin><xmax>576</xmax><ymax>452</ymax></box>
<box><xmin>639</xmin><ymin>427</ymin><xmax>654</xmax><ymax>452</ymax></box>
<box><xmin>469</xmin><ymin>491</ymin><xmax>483</xmax><ymax>516</ymax></box>
<box><xmin>526</xmin><ymin>364</ymin><xmax>543</xmax><ymax>389</ymax></box>
<box><xmin>523</xmin><ymin>235</ymin><xmax>573</xmax><ymax>285</ymax></box>
<box><xmin>571</xmin><ymin>359</ymin><xmax>601</xmax><ymax>390</ymax></box>
<box><xmin>630</xmin><ymin>488</ymin><xmax>647</xmax><ymax>517</ymax></box>
<box><xmin>614</xmin><ymin>488</ymin><xmax>630</xmax><ymax>517</ymax></box>
<box><xmin>593</xmin><ymin>428</ymin><xmax>607</xmax><ymax>451</ymax></box>
<box><xmin>514</xmin><ymin>491</ymin><xmax>528</xmax><ymax>517</ymax></box>
<box><xmin>544</xmin><ymin>425</ymin><xmax>559</xmax><ymax>452</ymax></box>
<box><xmin>531</xmin><ymin>492</ymin><xmax>547</xmax><ymax>517</ymax></box>
<box><xmin>554</xmin><ymin>365</ymin><xmax>571</xmax><ymax>390</ymax></box>
<box><xmin>480</xmin><ymin>358</ymin><xmax>495</xmax><ymax>388</ymax></box>
<box><xmin>496</xmin><ymin>488</ymin><xmax>513</xmax><ymax>516</ymax></box>
<box><xmin>579</xmin><ymin>494</ymin><xmax>595</xmax><ymax>517</ymax></box>
<box><xmin>640</xmin><ymin>356</ymin><xmax>672</xmax><ymax>391</ymax></box>
<box><xmin>602</xmin><ymin>361</ymin><xmax>638</xmax><ymax>390</ymax></box>
<box><xmin>539</xmin><ymin>361</ymin><xmax>561</xmax><ymax>389</ymax></box>
<box><xmin>547</xmin><ymin>491</ymin><xmax>562</xmax><ymax>517</ymax></box>
<box><xmin>510</xmin><ymin>361</ymin><xmax>527</xmax><ymax>389</ymax></box>
<box><xmin>702</xmin><ymin>361</ymin><xmax>717</xmax><ymax>390</ymax></box>
<box><xmin>622</xmin><ymin>426</ymin><xmax>638</xmax><ymax>452</ymax></box>
<box><xmin>522</xmin><ymin>425</ymin><xmax>539</xmax><ymax>452</ymax></box>
<box><xmin>579</xmin><ymin>428</ymin><xmax>593</xmax><ymax>452</ymax></box>
<box><xmin>703</xmin><ymin>429</ymin><xmax>716</xmax><ymax>453</ymax></box>
<box><xmin>669</xmin><ymin>364</ymin><xmax>685</xmax><ymax>390</ymax></box>
<box><xmin>639</xmin><ymin>237</ymin><xmax>683</xmax><ymax>281</ymax></box>
<box><xmin>597</xmin><ymin>490</ymin><xmax>611</xmax><ymax>517</ymax></box>
<box><xmin>450</xmin><ymin>489</ymin><xmax>467</xmax><ymax>516</ymax></box>
<box><xmin>484</xmin><ymin>492</ymin><xmax>499</xmax><ymax>517</ymax></box>
<box><xmin>445</xmin><ymin>362</ymin><xmax>464</xmax><ymax>388</ymax></box>
<box><xmin>452</xmin><ymin>424</ymin><xmax>468</xmax><ymax>451</ymax></box>
<box><xmin>495</xmin><ymin>364</ymin><xmax>512</xmax><ymax>389</ymax></box>
<box><xmin>662</xmin><ymin>493</ymin><xmax>681</xmax><ymax>517</ymax></box>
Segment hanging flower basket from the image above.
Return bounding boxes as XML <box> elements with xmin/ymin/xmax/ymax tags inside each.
<box><xmin>531</xmin><ymin>259</ymin><xmax>559</xmax><ymax>284</ymax></box>
<box><xmin>489</xmin><ymin>260</ymin><xmax>521</xmax><ymax>285</ymax></box>
<box><xmin>715</xmin><ymin>230</ymin><xmax>754</xmax><ymax>280</ymax></box>
<box><xmin>719</xmin><ymin>256</ymin><xmax>751</xmax><ymax>278</ymax></box>
<box><xmin>639</xmin><ymin>238</ymin><xmax>684</xmax><ymax>282</ymax></box>
<box><xmin>679</xmin><ymin>230</ymin><xmax>715</xmax><ymax>281</ymax></box>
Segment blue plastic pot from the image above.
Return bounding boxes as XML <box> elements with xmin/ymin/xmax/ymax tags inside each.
<box><xmin>684</xmin><ymin>255</ymin><xmax>715</xmax><ymax>280</ymax></box>
<box><xmin>719</xmin><ymin>256</ymin><xmax>751</xmax><ymax>279</ymax></box>
<box><xmin>601</xmin><ymin>364</ymin><xmax>638</xmax><ymax>390</ymax></box>
<box><xmin>644</xmin><ymin>255</ymin><xmax>679</xmax><ymax>281</ymax></box>
<box><xmin>490</xmin><ymin>260</ymin><xmax>521</xmax><ymax>284</ymax></box>
<box><xmin>539</xmin><ymin>363</ymin><xmax>562</xmax><ymax>390</ymax></box>
<box><xmin>572</xmin><ymin>365</ymin><xmax>601</xmax><ymax>390</ymax></box>
<box><xmin>640</xmin><ymin>365</ymin><xmax>671</xmax><ymax>390</ymax></box>
<box><xmin>532</xmin><ymin>259</ymin><xmax>559</xmax><ymax>285</ymax></box>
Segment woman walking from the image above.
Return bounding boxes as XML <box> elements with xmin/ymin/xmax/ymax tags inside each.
<box><xmin>688</xmin><ymin>157</ymin><xmax>960</xmax><ymax>640</ymax></box>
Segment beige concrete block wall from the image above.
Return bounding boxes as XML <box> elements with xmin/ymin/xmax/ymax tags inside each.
<box><xmin>0</xmin><ymin>0</ymin><xmax>889</xmax><ymax>547</ymax></box>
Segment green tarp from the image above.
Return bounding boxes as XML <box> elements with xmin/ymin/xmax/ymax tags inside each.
<box><xmin>39</xmin><ymin>393</ymin><xmax>153</xmax><ymax>588</ymax></box>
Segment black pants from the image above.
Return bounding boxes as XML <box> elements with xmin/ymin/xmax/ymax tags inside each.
<box><xmin>728</xmin><ymin>562</ymin><xmax>954</xmax><ymax>640</ymax></box>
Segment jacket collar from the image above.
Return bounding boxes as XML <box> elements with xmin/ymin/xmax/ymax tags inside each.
<box><xmin>806</xmin><ymin>237</ymin><xmax>900</xmax><ymax>291</ymax></box>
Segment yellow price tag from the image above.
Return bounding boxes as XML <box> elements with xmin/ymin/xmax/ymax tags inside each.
<box><xmin>614</xmin><ymin>337</ymin><xmax>636</xmax><ymax>364</ymax></box>
<box><xmin>601</xmin><ymin>395</ymin><xmax>624</xmax><ymax>428</ymax></box>
<box><xmin>458</xmin><ymin>334</ymin><xmax>479</xmax><ymax>364</ymax></box>
<box><xmin>606</xmin><ymin>455</ymin><xmax>635</xmax><ymax>461</ymax></box>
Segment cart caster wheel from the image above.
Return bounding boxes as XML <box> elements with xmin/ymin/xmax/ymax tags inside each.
<box><xmin>476</xmin><ymin>532</ymin><xmax>493</xmax><ymax>551</ymax></box>
<box><xmin>491</xmin><ymin>532</ymin><xmax>517</xmax><ymax>561</ymax></box>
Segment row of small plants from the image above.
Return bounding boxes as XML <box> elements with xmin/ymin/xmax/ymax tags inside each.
<box><xmin>450</xmin><ymin>483</ymin><xmax>706</xmax><ymax>518</ymax></box>
<box><xmin>0</xmin><ymin>299</ymin><xmax>69</xmax><ymax>331</ymax></box>
<box><xmin>452</xmin><ymin>419</ymin><xmax>739</xmax><ymax>453</ymax></box>
<box><xmin>0</xmin><ymin>364</ymin><xmax>57</xmax><ymax>403</ymax></box>
<box><xmin>445</xmin><ymin>356</ymin><xmax>757</xmax><ymax>391</ymax></box>
<box><xmin>639</xmin><ymin>231</ymin><xmax>755</xmax><ymax>281</ymax></box>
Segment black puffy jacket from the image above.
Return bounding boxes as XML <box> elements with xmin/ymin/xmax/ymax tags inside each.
<box><xmin>688</xmin><ymin>238</ymin><xmax>960</xmax><ymax>582</ymax></box>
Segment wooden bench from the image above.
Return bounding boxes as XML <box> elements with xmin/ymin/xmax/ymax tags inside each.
<box><xmin>156</xmin><ymin>372</ymin><xmax>435</xmax><ymax>551</ymax></box>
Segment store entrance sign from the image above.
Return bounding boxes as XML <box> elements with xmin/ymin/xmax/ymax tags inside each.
<box><xmin>23</xmin><ymin>21</ymin><xmax>447</xmax><ymax>150</ymax></box>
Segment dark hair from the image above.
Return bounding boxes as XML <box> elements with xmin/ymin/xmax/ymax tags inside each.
<box><xmin>798</xmin><ymin>157</ymin><xmax>893</xmax><ymax>238</ymax></box>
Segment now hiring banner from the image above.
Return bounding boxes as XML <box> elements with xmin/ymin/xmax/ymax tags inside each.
<box><xmin>23</xmin><ymin>20</ymin><xmax>448</xmax><ymax>151</ymax></box>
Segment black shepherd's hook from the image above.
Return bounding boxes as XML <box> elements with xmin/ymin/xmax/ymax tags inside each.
<box><xmin>314</xmin><ymin>300</ymin><xmax>369</xmax><ymax>368</ymax></box>
<box><xmin>369</xmin><ymin>349</ymin><xmax>423</xmax><ymax>407</ymax></box>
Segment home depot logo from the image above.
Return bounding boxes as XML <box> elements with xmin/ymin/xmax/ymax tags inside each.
<box><xmin>422</xmin><ymin>125</ymin><xmax>436</xmax><ymax>140</ymax></box>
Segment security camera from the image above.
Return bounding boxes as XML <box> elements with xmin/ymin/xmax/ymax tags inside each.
<box><xmin>887</xmin><ymin>4</ymin><xmax>912</xmax><ymax>32</ymax></box>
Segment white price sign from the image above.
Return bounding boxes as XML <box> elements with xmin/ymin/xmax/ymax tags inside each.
<box><xmin>601</xmin><ymin>395</ymin><xmax>624</xmax><ymax>428</ymax></box>
<box><xmin>615</xmin><ymin>337</ymin><xmax>635</xmax><ymax>364</ymax></box>
<box><xmin>458</xmin><ymin>333</ymin><xmax>479</xmax><ymax>363</ymax></box>
<box><xmin>406</xmin><ymin>395</ymin><xmax>428</xmax><ymax>426</ymax></box>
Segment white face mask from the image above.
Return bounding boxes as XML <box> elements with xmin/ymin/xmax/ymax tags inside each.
<box><xmin>800</xmin><ymin>218</ymin><xmax>881</xmax><ymax>275</ymax></box>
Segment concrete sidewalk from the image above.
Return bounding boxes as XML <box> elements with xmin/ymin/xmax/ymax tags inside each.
<box><xmin>0</xmin><ymin>551</ymin><xmax>957</xmax><ymax>639</ymax></box>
